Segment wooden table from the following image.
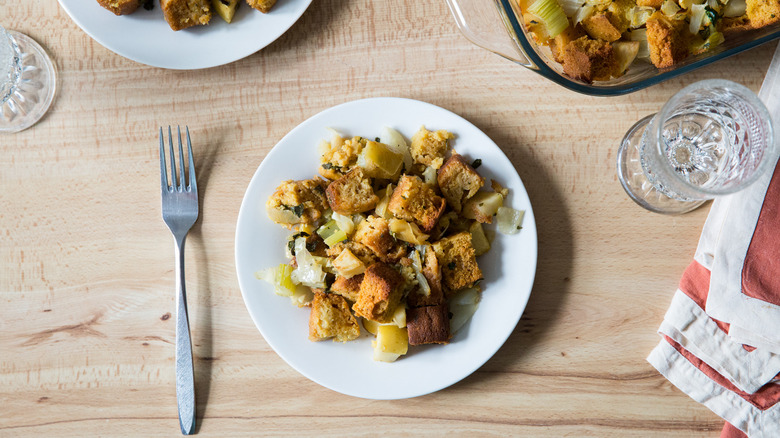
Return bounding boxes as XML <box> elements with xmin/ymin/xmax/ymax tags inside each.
<box><xmin>1</xmin><ymin>1</ymin><xmax>776</xmax><ymax>436</ymax></box>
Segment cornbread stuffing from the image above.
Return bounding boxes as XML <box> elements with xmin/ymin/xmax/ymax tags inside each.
<box><xmin>257</xmin><ymin>125</ymin><xmax>526</xmax><ymax>362</ymax></box>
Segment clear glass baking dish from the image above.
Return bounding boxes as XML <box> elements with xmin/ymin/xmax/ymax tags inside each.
<box><xmin>445</xmin><ymin>0</ymin><xmax>780</xmax><ymax>95</ymax></box>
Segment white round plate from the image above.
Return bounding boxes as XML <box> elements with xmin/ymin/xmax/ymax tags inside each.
<box><xmin>235</xmin><ymin>97</ymin><xmax>538</xmax><ymax>400</ymax></box>
<box><xmin>58</xmin><ymin>0</ymin><xmax>312</xmax><ymax>69</ymax></box>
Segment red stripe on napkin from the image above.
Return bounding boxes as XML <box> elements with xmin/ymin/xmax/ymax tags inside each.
<box><xmin>679</xmin><ymin>261</ymin><xmax>730</xmax><ymax>334</ymax></box>
<box><xmin>664</xmin><ymin>335</ymin><xmax>780</xmax><ymax>410</ymax></box>
<box><xmin>721</xmin><ymin>422</ymin><xmax>747</xmax><ymax>438</ymax></box>
<box><xmin>742</xmin><ymin>159</ymin><xmax>780</xmax><ymax>306</ymax></box>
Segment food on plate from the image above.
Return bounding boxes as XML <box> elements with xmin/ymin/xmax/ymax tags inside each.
<box><xmin>97</xmin><ymin>0</ymin><xmax>144</xmax><ymax>15</ymax></box>
<box><xmin>161</xmin><ymin>0</ymin><xmax>212</xmax><ymax>31</ymax></box>
<box><xmin>518</xmin><ymin>0</ymin><xmax>780</xmax><ymax>82</ymax></box>
<box><xmin>257</xmin><ymin>126</ymin><xmax>526</xmax><ymax>362</ymax></box>
<box><xmin>211</xmin><ymin>0</ymin><xmax>239</xmax><ymax>23</ymax></box>
<box><xmin>96</xmin><ymin>0</ymin><xmax>277</xmax><ymax>30</ymax></box>
<box><xmin>247</xmin><ymin>0</ymin><xmax>277</xmax><ymax>13</ymax></box>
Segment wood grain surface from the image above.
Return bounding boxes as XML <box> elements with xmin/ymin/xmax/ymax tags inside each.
<box><xmin>0</xmin><ymin>0</ymin><xmax>776</xmax><ymax>436</ymax></box>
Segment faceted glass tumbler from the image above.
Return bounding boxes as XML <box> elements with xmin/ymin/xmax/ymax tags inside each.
<box><xmin>617</xmin><ymin>79</ymin><xmax>776</xmax><ymax>214</ymax></box>
<box><xmin>0</xmin><ymin>27</ymin><xmax>56</xmax><ymax>133</ymax></box>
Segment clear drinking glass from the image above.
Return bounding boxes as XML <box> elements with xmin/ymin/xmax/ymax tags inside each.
<box><xmin>0</xmin><ymin>26</ymin><xmax>56</xmax><ymax>133</ymax></box>
<box><xmin>617</xmin><ymin>79</ymin><xmax>776</xmax><ymax>214</ymax></box>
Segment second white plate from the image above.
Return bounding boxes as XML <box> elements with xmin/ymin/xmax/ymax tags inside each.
<box><xmin>58</xmin><ymin>0</ymin><xmax>312</xmax><ymax>69</ymax></box>
<box><xmin>235</xmin><ymin>97</ymin><xmax>538</xmax><ymax>399</ymax></box>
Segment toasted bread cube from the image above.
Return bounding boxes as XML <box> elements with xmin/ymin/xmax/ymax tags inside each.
<box><xmin>319</xmin><ymin>136</ymin><xmax>366</xmax><ymax>180</ymax></box>
<box><xmin>97</xmin><ymin>0</ymin><xmax>142</xmax><ymax>15</ymax></box>
<box><xmin>561</xmin><ymin>36</ymin><xmax>618</xmax><ymax>83</ymax></box>
<box><xmin>266</xmin><ymin>178</ymin><xmax>330</xmax><ymax>226</ymax></box>
<box><xmin>407</xmin><ymin>245</ymin><xmax>445</xmax><ymax>307</ymax></box>
<box><xmin>353</xmin><ymin>216</ymin><xmax>406</xmax><ymax>263</ymax></box>
<box><xmin>161</xmin><ymin>0</ymin><xmax>212</xmax><ymax>31</ymax></box>
<box><xmin>646</xmin><ymin>12</ymin><xmax>690</xmax><ymax>68</ymax></box>
<box><xmin>353</xmin><ymin>263</ymin><xmax>405</xmax><ymax>323</ymax></box>
<box><xmin>550</xmin><ymin>25</ymin><xmax>587</xmax><ymax>63</ymax></box>
<box><xmin>582</xmin><ymin>13</ymin><xmax>622</xmax><ymax>42</ymax></box>
<box><xmin>432</xmin><ymin>231</ymin><xmax>483</xmax><ymax>293</ymax></box>
<box><xmin>719</xmin><ymin>17</ymin><xmax>754</xmax><ymax>37</ymax></box>
<box><xmin>636</xmin><ymin>0</ymin><xmax>663</xmax><ymax>8</ymax></box>
<box><xmin>330</xmin><ymin>274</ymin><xmax>363</xmax><ymax>302</ymax></box>
<box><xmin>325</xmin><ymin>168</ymin><xmax>378</xmax><ymax>215</ymax></box>
<box><xmin>437</xmin><ymin>154</ymin><xmax>485</xmax><ymax>213</ymax></box>
<box><xmin>746</xmin><ymin>0</ymin><xmax>780</xmax><ymax>27</ymax></box>
<box><xmin>246</xmin><ymin>0</ymin><xmax>276</xmax><ymax>13</ymax></box>
<box><xmin>327</xmin><ymin>240</ymin><xmax>379</xmax><ymax>266</ymax></box>
<box><xmin>410</xmin><ymin>127</ymin><xmax>454</xmax><ymax>169</ymax></box>
<box><xmin>407</xmin><ymin>304</ymin><xmax>452</xmax><ymax>345</ymax></box>
<box><xmin>308</xmin><ymin>292</ymin><xmax>361</xmax><ymax>343</ymax></box>
<box><xmin>606</xmin><ymin>0</ymin><xmax>634</xmax><ymax>33</ymax></box>
<box><xmin>388</xmin><ymin>175</ymin><xmax>446</xmax><ymax>232</ymax></box>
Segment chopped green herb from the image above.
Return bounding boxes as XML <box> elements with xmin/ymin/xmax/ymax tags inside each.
<box><xmin>291</xmin><ymin>205</ymin><xmax>304</xmax><ymax>217</ymax></box>
<box><xmin>375</xmin><ymin>137</ymin><xmax>380</xmax><ymax>142</ymax></box>
<box><xmin>287</xmin><ymin>240</ymin><xmax>296</xmax><ymax>254</ymax></box>
<box><xmin>471</xmin><ymin>158</ymin><xmax>482</xmax><ymax>169</ymax></box>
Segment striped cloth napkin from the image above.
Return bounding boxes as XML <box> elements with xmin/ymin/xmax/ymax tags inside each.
<box><xmin>647</xmin><ymin>43</ymin><xmax>780</xmax><ymax>438</ymax></box>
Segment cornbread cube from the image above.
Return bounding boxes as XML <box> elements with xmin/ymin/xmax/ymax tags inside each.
<box><xmin>646</xmin><ymin>12</ymin><xmax>690</xmax><ymax>68</ymax></box>
<box><xmin>407</xmin><ymin>304</ymin><xmax>452</xmax><ymax>345</ymax></box>
<box><xmin>582</xmin><ymin>13</ymin><xmax>622</xmax><ymax>42</ymax></box>
<box><xmin>308</xmin><ymin>292</ymin><xmax>361</xmax><ymax>343</ymax></box>
<box><xmin>406</xmin><ymin>246</ymin><xmax>445</xmax><ymax>307</ymax></box>
<box><xmin>161</xmin><ymin>0</ymin><xmax>212</xmax><ymax>31</ymax></box>
<box><xmin>97</xmin><ymin>0</ymin><xmax>142</xmax><ymax>15</ymax></box>
<box><xmin>561</xmin><ymin>36</ymin><xmax>618</xmax><ymax>83</ymax></box>
<box><xmin>388</xmin><ymin>175</ymin><xmax>446</xmax><ymax>232</ymax></box>
<box><xmin>266</xmin><ymin>178</ymin><xmax>330</xmax><ymax>226</ymax></box>
<box><xmin>325</xmin><ymin>167</ymin><xmax>379</xmax><ymax>215</ymax></box>
<box><xmin>636</xmin><ymin>0</ymin><xmax>663</xmax><ymax>8</ymax></box>
<box><xmin>246</xmin><ymin>0</ymin><xmax>276</xmax><ymax>13</ymax></box>
<box><xmin>746</xmin><ymin>0</ymin><xmax>780</xmax><ymax>28</ymax></box>
<box><xmin>432</xmin><ymin>231</ymin><xmax>483</xmax><ymax>294</ymax></box>
<box><xmin>327</xmin><ymin>240</ymin><xmax>379</xmax><ymax>266</ymax></box>
<box><xmin>410</xmin><ymin>127</ymin><xmax>454</xmax><ymax>169</ymax></box>
<box><xmin>720</xmin><ymin>17</ymin><xmax>753</xmax><ymax>37</ymax></box>
<box><xmin>353</xmin><ymin>263</ymin><xmax>405</xmax><ymax>323</ymax></box>
<box><xmin>353</xmin><ymin>216</ymin><xmax>406</xmax><ymax>263</ymax></box>
<box><xmin>606</xmin><ymin>0</ymin><xmax>634</xmax><ymax>33</ymax></box>
<box><xmin>320</xmin><ymin>136</ymin><xmax>366</xmax><ymax>180</ymax></box>
<box><xmin>550</xmin><ymin>25</ymin><xmax>586</xmax><ymax>63</ymax></box>
<box><xmin>330</xmin><ymin>274</ymin><xmax>363</xmax><ymax>302</ymax></box>
<box><xmin>437</xmin><ymin>154</ymin><xmax>485</xmax><ymax>213</ymax></box>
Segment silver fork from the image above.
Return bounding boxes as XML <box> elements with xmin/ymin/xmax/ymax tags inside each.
<box><xmin>159</xmin><ymin>126</ymin><xmax>198</xmax><ymax>435</ymax></box>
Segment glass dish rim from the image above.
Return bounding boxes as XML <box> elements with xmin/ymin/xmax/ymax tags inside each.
<box><xmin>497</xmin><ymin>0</ymin><xmax>780</xmax><ymax>96</ymax></box>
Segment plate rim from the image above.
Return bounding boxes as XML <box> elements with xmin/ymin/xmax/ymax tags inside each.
<box><xmin>57</xmin><ymin>0</ymin><xmax>313</xmax><ymax>70</ymax></box>
<box><xmin>234</xmin><ymin>96</ymin><xmax>538</xmax><ymax>399</ymax></box>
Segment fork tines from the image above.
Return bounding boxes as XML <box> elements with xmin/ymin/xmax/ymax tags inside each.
<box><xmin>159</xmin><ymin>126</ymin><xmax>196</xmax><ymax>193</ymax></box>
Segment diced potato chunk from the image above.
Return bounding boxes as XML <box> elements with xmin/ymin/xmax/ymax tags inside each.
<box><xmin>468</xmin><ymin>221</ymin><xmax>491</xmax><ymax>256</ymax></box>
<box><xmin>373</xmin><ymin>325</ymin><xmax>409</xmax><ymax>362</ymax></box>
<box><xmin>462</xmin><ymin>191</ymin><xmax>504</xmax><ymax>224</ymax></box>
<box><xmin>358</xmin><ymin>141</ymin><xmax>404</xmax><ymax>180</ymax></box>
<box><xmin>332</xmin><ymin>248</ymin><xmax>366</xmax><ymax>278</ymax></box>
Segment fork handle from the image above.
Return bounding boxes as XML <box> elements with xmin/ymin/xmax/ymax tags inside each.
<box><xmin>174</xmin><ymin>237</ymin><xmax>196</xmax><ymax>435</ymax></box>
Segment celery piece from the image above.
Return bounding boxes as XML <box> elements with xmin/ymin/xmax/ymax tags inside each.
<box><xmin>316</xmin><ymin>219</ymin><xmax>339</xmax><ymax>240</ymax></box>
<box><xmin>528</xmin><ymin>0</ymin><xmax>570</xmax><ymax>38</ymax></box>
<box><xmin>323</xmin><ymin>229</ymin><xmax>348</xmax><ymax>247</ymax></box>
